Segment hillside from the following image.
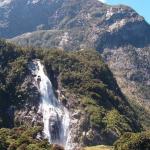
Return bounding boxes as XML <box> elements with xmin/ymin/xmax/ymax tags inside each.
<box><xmin>114</xmin><ymin>131</ymin><xmax>150</xmax><ymax>150</ymax></box>
<box><xmin>0</xmin><ymin>0</ymin><xmax>150</xmax><ymax>149</ymax></box>
<box><xmin>4</xmin><ymin>0</ymin><xmax>150</xmax><ymax>121</ymax></box>
<box><xmin>0</xmin><ymin>40</ymin><xmax>142</xmax><ymax>149</ymax></box>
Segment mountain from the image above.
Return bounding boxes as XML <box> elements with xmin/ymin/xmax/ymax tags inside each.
<box><xmin>0</xmin><ymin>0</ymin><xmax>64</xmax><ymax>38</ymax></box>
<box><xmin>0</xmin><ymin>40</ymin><xmax>142</xmax><ymax>149</ymax></box>
<box><xmin>0</xmin><ymin>0</ymin><xmax>150</xmax><ymax>149</ymax></box>
<box><xmin>4</xmin><ymin>0</ymin><xmax>150</xmax><ymax>120</ymax></box>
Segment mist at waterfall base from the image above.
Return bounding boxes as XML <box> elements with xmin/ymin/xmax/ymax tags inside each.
<box><xmin>29</xmin><ymin>60</ymin><xmax>71</xmax><ymax>149</ymax></box>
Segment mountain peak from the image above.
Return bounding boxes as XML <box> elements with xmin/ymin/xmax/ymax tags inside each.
<box><xmin>0</xmin><ymin>0</ymin><xmax>148</xmax><ymax>38</ymax></box>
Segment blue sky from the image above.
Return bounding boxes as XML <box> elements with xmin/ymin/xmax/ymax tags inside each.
<box><xmin>100</xmin><ymin>0</ymin><xmax>150</xmax><ymax>24</ymax></box>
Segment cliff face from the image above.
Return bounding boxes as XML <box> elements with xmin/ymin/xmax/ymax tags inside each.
<box><xmin>0</xmin><ymin>0</ymin><xmax>65</xmax><ymax>38</ymax></box>
<box><xmin>103</xmin><ymin>46</ymin><xmax>150</xmax><ymax>110</ymax></box>
<box><xmin>0</xmin><ymin>40</ymin><xmax>142</xmax><ymax>148</ymax></box>
<box><xmin>5</xmin><ymin>0</ymin><xmax>150</xmax><ymax>115</ymax></box>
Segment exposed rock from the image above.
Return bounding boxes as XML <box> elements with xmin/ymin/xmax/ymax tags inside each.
<box><xmin>102</xmin><ymin>46</ymin><xmax>150</xmax><ymax>111</ymax></box>
<box><xmin>72</xmin><ymin>111</ymin><xmax>81</xmax><ymax>119</ymax></box>
<box><xmin>14</xmin><ymin>74</ymin><xmax>43</xmax><ymax>127</ymax></box>
<box><xmin>52</xmin><ymin>144</ymin><xmax>64</xmax><ymax>150</ymax></box>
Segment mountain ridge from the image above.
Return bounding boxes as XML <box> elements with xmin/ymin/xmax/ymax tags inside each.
<box><xmin>0</xmin><ymin>0</ymin><xmax>150</xmax><ymax>149</ymax></box>
<box><xmin>5</xmin><ymin>0</ymin><xmax>150</xmax><ymax>116</ymax></box>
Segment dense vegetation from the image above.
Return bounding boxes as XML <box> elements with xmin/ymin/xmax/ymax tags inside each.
<box><xmin>114</xmin><ymin>131</ymin><xmax>150</xmax><ymax>150</ymax></box>
<box><xmin>0</xmin><ymin>0</ymin><xmax>149</xmax><ymax>148</ymax></box>
<box><xmin>39</xmin><ymin>49</ymin><xmax>141</xmax><ymax>135</ymax></box>
<box><xmin>0</xmin><ymin>126</ymin><xmax>52</xmax><ymax>150</ymax></box>
<box><xmin>0</xmin><ymin>39</ymin><xmax>144</xmax><ymax>148</ymax></box>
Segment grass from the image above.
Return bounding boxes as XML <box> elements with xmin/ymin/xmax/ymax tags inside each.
<box><xmin>84</xmin><ymin>145</ymin><xmax>114</xmax><ymax>150</ymax></box>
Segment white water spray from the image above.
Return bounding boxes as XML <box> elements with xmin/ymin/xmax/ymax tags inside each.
<box><xmin>30</xmin><ymin>60</ymin><xmax>70</xmax><ymax>149</ymax></box>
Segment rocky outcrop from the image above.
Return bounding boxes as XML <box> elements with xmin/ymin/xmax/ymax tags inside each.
<box><xmin>14</xmin><ymin>74</ymin><xmax>42</xmax><ymax>127</ymax></box>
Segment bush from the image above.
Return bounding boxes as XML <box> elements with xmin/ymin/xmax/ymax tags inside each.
<box><xmin>0</xmin><ymin>126</ymin><xmax>51</xmax><ymax>150</ymax></box>
<box><xmin>114</xmin><ymin>131</ymin><xmax>150</xmax><ymax>150</ymax></box>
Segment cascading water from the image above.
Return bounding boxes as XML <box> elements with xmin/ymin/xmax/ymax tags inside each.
<box><xmin>29</xmin><ymin>60</ymin><xmax>70</xmax><ymax>149</ymax></box>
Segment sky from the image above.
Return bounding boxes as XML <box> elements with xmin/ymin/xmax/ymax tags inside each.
<box><xmin>99</xmin><ymin>0</ymin><xmax>150</xmax><ymax>24</ymax></box>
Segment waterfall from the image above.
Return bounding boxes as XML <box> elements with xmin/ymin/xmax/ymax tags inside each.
<box><xmin>30</xmin><ymin>60</ymin><xmax>70</xmax><ymax>149</ymax></box>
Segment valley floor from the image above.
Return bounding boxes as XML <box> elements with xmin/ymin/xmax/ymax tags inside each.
<box><xmin>84</xmin><ymin>145</ymin><xmax>114</xmax><ymax>150</ymax></box>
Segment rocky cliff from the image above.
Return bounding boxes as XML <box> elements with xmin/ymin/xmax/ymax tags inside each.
<box><xmin>3</xmin><ymin>0</ymin><xmax>150</xmax><ymax>121</ymax></box>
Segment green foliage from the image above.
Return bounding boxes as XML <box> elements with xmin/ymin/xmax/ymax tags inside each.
<box><xmin>0</xmin><ymin>126</ymin><xmax>51</xmax><ymax>150</ymax></box>
<box><xmin>114</xmin><ymin>131</ymin><xmax>150</xmax><ymax>150</ymax></box>
<box><xmin>42</xmin><ymin>50</ymin><xmax>140</xmax><ymax>132</ymax></box>
<box><xmin>6</xmin><ymin>57</ymin><xmax>28</xmax><ymax>85</ymax></box>
<box><xmin>81</xmin><ymin>97</ymin><xmax>105</xmax><ymax>128</ymax></box>
<box><xmin>104</xmin><ymin>110</ymin><xmax>132</xmax><ymax>135</ymax></box>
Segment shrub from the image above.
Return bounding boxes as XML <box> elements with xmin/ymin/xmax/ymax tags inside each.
<box><xmin>0</xmin><ymin>126</ymin><xmax>51</xmax><ymax>150</ymax></box>
<box><xmin>114</xmin><ymin>131</ymin><xmax>150</xmax><ymax>150</ymax></box>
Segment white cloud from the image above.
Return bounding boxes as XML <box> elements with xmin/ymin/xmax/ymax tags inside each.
<box><xmin>0</xmin><ymin>0</ymin><xmax>13</xmax><ymax>7</ymax></box>
<box><xmin>97</xmin><ymin>0</ymin><xmax>107</xmax><ymax>3</ymax></box>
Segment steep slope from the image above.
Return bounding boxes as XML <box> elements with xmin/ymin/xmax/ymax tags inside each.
<box><xmin>7</xmin><ymin>0</ymin><xmax>150</xmax><ymax>122</ymax></box>
<box><xmin>0</xmin><ymin>0</ymin><xmax>64</xmax><ymax>38</ymax></box>
<box><xmin>0</xmin><ymin>40</ymin><xmax>142</xmax><ymax>148</ymax></box>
